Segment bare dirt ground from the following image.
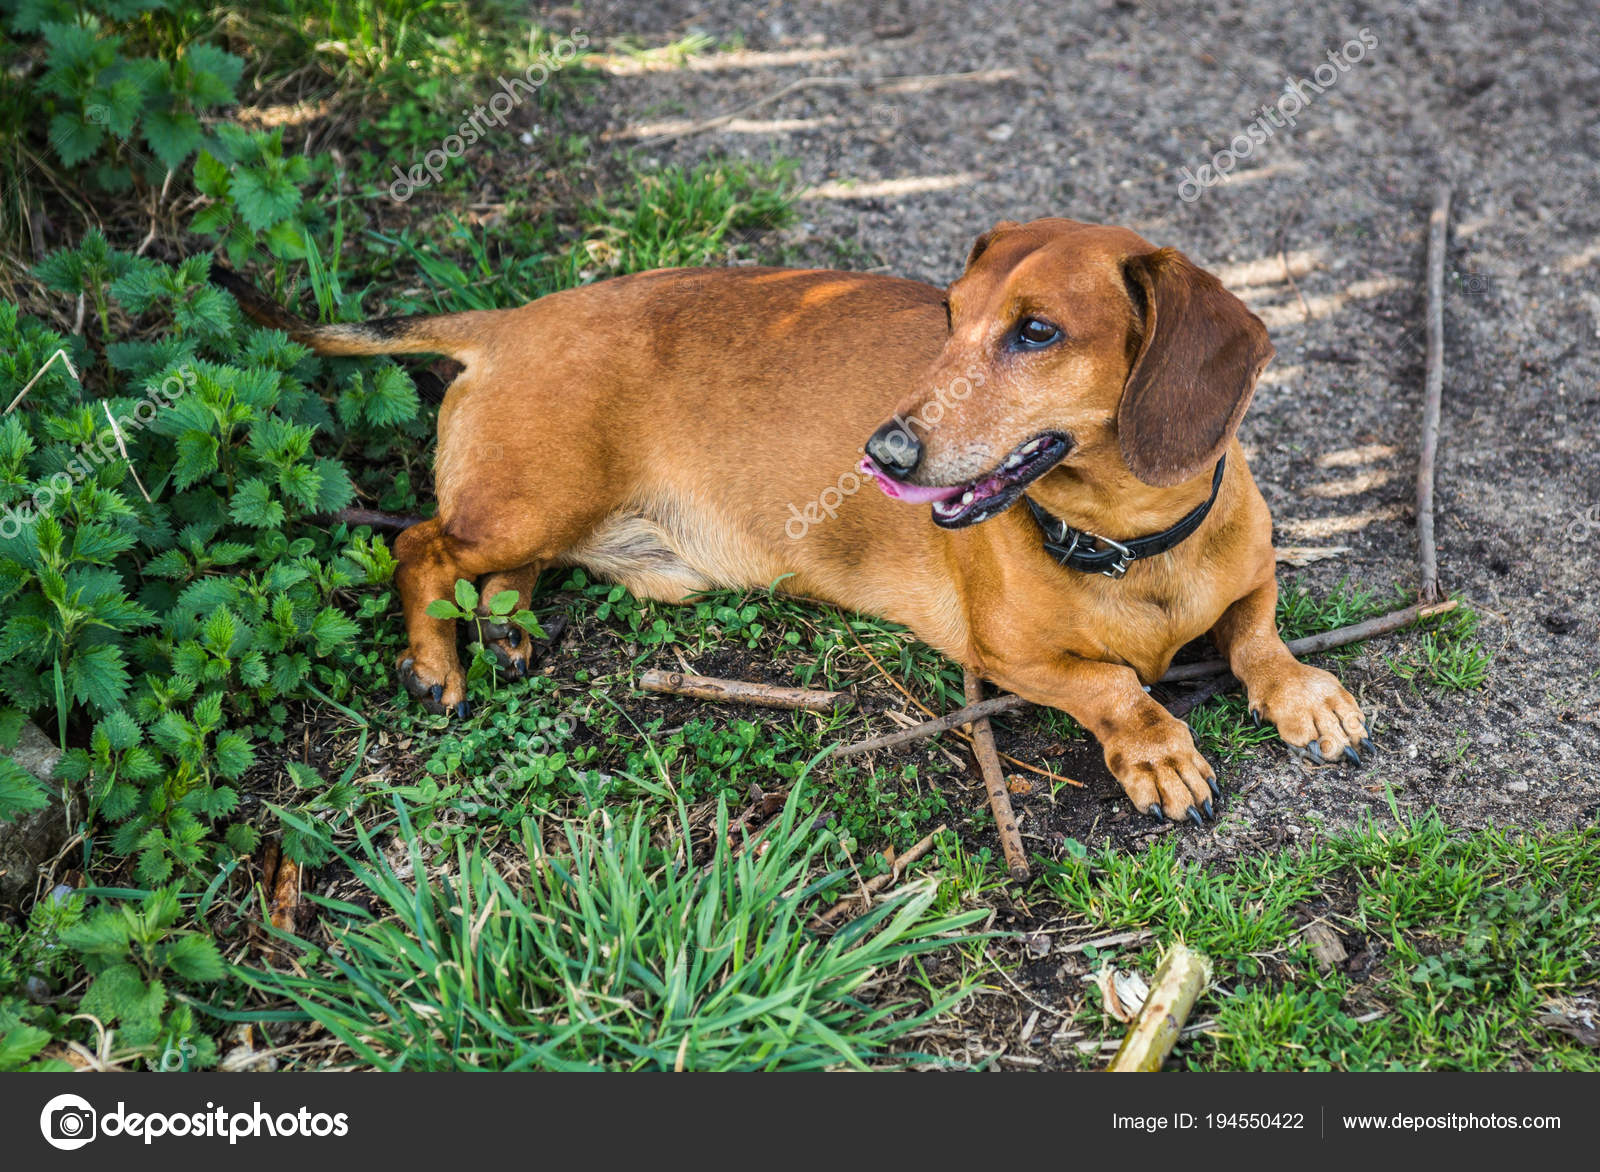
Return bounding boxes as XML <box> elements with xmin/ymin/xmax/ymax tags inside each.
<box><xmin>535</xmin><ymin>0</ymin><xmax>1598</xmax><ymax>848</ymax></box>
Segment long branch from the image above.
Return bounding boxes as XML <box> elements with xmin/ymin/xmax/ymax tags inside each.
<box><xmin>1418</xmin><ymin>184</ymin><xmax>1452</xmax><ymax>602</ymax></box>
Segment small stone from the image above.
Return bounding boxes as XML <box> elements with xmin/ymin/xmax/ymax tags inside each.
<box><xmin>0</xmin><ymin>721</ymin><xmax>67</xmax><ymax>908</ymax></box>
<box><xmin>1507</xmin><ymin>780</ymin><xmax>1530</xmax><ymax>793</ymax></box>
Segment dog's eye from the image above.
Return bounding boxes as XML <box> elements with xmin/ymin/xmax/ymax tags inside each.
<box><xmin>1016</xmin><ymin>318</ymin><xmax>1061</xmax><ymax>347</ymax></box>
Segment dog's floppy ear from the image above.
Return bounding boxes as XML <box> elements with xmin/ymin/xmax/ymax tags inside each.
<box><xmin>964</xmin><ymin>220</ymin><xmax>1022</xmax><ymax>270</ymax></box>
<box><xmin>1117</xmin><ymin>247</ymin><xmax>1274</xmax><ymax>486</ymax></box>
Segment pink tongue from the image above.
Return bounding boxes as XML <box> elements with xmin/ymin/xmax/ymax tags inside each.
<box><xmin>859</xmin><ymin>457</ymin><xmax>966</xmax><ymax>504</ymax></box>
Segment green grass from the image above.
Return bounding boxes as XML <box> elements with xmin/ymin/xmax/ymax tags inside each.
<box><xmin>1040</xmin><ymin>816</ymin><xmax>1599</xmax><ymax>1071</ymax></box>
<box><xmin>238</xmin><ymin>784</ymin><xmax>984</xmax><ymax>1070</ymax></box>
<box><xmin>1388</xmin><ymin>600</ymin><xmax>1492</xmax><ymax>691</ymax></box>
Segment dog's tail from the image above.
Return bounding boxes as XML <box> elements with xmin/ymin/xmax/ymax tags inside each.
<box><xmin>209</xmin><ymin>260</ymin><xmax>481</xmax><ymax>359</ymax></box>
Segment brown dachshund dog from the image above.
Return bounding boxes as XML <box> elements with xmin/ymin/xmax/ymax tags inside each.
<box><xmin>222</xmin><ymin>217</ymin><xmax>1370</xmax><ymax>823</ymax></box>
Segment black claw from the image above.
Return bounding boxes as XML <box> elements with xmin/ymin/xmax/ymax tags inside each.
<box><xmin>455</xmin><ymin>700</ymin><xmax>472</xmax><ymax>720</ymax></box>
<box><xmin>1361</xmin><ymin>737</ymin><xmax>1376</xmax><ymax>756</ymax></box>
<box><xmin>509</xmin><ymin>629</ymin><xmax>521</xmax><ymax>647</ymax></box>
<box><xmin>430</xmin><ymin>684</ymin><xmax>443</xmax><ymax>703</ymax></box>
<box><xmin>1250</xmin><ymin>709</ymin><xmax>1262</xmax><ymax>727</ymax></box>
<box><xmin>1306</xmin><ymin>742</ymin><xmax>1325</xmax><ymax>765</ymax></box>
<box><xmin>1147</xmin><ymin>803</ymin><xmax>1164</xmax><ymax>824</ymax></box>
<box><xmin>1207</xmin><ymin>776</ymin><xmax>1220</xmax><ymax>799</ymax></box>
<box><xmin>1344</xmin><ymin>745</ymin><xmax>1361</xmax><ymax>765</ymax></box>
<box><xmin>512</xmin><ymin>659</ymin><xmax>526</xmax><ymax>679</ymax></box>
<box><xmin>1202</xmin><ymin>798</ymin><xmax>1214</xmax><ymax>820</ymax></box>
<box><xmin>1187</xmin><ymin>806</ymin><xmax>1203</xmax><ymax>829</ymax></box>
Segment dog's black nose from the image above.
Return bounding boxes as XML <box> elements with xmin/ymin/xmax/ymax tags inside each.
<box><xmin>865</xmin><ymin>421</ymin><xmax>921</xmax><ymax>480</ymax></box>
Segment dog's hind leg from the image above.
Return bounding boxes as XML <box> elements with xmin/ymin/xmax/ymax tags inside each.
<box><xmin>475</xmin><ymin>562</ymin><xmax>547</xmax><ymax>677</ymax></box>
<box><xmin>393</xmin><ymin>517</ymin><xmax>477</xmax><ymax>716</ymax></box>
<box><xmin>393</xmin><ymin>517</ymin><xmax>569</xmax><ymax>716</ymax></box>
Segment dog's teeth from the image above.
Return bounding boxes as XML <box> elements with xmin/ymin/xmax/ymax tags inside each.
<box><xmin>961</xmin><ymin>491</ymin><xmax>974</xmax><ymax>505</ymax></box>
<box><xmin>1005</xmin><ymin>454</ymin><xmax>1023</xmax><ymax>469</ymax></box>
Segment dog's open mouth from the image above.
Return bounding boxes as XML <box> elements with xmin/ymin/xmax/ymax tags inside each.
<box><xmin>859</xmin><ymin>432</ymin><xmax>1071</xmax><ymax>529</ymax></box>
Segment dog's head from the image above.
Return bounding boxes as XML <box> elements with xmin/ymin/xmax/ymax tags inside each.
<box><xmin>860</xmin><ymin>218</ymin><xmax>1273</xmax><ymax>528</ymax></box>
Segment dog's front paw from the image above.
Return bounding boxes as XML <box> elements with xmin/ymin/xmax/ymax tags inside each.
<box><xmin>1103</xmin><ymin>713</ymin><xmax>1218</xmax><ymax>825</ymax></box>
<box><xmin>1248</xmin><ymin>663</ymin><xmax>1370</xmax><ymax>765</ymax></box>
<box><xmin>397</xmin><ymin>650</ymin><xmax>470</xmax><ymax>719</ymax></box>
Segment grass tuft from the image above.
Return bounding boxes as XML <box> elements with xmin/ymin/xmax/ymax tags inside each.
<box><xmin>239</xmin><ymin>784</ymin><xmax>984</xmax><ymax>1070</ymax></box>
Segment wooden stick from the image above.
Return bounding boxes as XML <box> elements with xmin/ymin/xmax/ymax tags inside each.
<box><xmin>1106</xmin><ymin>943</ymin><xmax>1212</xmax><ymax>1072</ymax></box>
<box><xmin>1058</xmin><ymin>929</ymin><xmax>1153</xmax><ymax>956</ymax></box>
<box><xmin>839</xmin><ymin>625</ymin><xmax>1081</xmax><ymax>786</ymax></box>
<box><xmin>1160</xmin><ymin>598</ymin><xmax>1458</xmax><ymax>682</ymax></box>
<box><xmin>965</xmin><ymin>671</ymin><xmax>1030</xmax><ymax>881</ymax></box>
<box><xmin>639</xmin><ymin>669</ymin><xmax>854</xmax><ymax>714</ymax></box>
<box><xmin>1418</xmin><ymin>184</ymin><xmax>1452</xmax><ymax>602</ymax></box>
<box><xmin>830</xmin><ymin>694</ymin><xmax>1029</xmax><ymax>758</ymax></box>
<box><xmin>830</xmin><ymin>599</ymin><xmax>1459</xmax><ymax>756</ymax></box>
<box><xmin>817</xmin><ymin>825</ymin><xmax>945</xmax><ymax>926</ymax></box>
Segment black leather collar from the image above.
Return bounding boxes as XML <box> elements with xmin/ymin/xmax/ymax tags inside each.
<box><xmin>1025</xmin><ymin>456</ymin><xmax>1226</xmax><ymax>578</ymax></box>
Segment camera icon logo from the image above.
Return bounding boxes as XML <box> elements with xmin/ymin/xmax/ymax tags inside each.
<box><xmin>40</xmin><ymin>1093</ymin><xmax>97</xmax><ymax>1150</ymax></box>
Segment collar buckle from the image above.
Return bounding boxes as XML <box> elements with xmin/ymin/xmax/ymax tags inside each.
<box><xmin>1094</xmin><ymin>535</ymin><xmax>1135</xmax><ymax>578</ymax></box>
<box><xmin>1025</xmin><ymin>455</ymin><xmax>1226</xmax><ymax>580</ymax></box>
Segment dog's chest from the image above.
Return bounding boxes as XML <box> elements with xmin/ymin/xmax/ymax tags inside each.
<box><xmin>1034</xmin><ymin>557</ymin><xmax>1230</xmax><ymax>681</ymax></box>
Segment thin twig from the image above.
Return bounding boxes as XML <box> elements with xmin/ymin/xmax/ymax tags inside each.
<box><xmin>5</xmin><ymin>347</ymin><xmax>80</xmax><ymax>415</ymax></box>
<box><xmin>965</xmin><ymin>671</ymin><xmax>1029</xmax><ymax>881</ymax></box>
<box><xmin>102</xmin><ymin>402</ymin><xmax>151</xmax><ymax>502</ymax></box>
<box><xmin>1161</xmin><ymin>598</ymin><xmax>1458</xmax><ymax>682</ymax></box>
<box><xmin>136</xmin><ymin>168</ymin><xmax>175</xmax><ymax>258</ymax></box>
<box><xmin>841</xmin><ymin>625</ymin><xmax>1081</xmax><ymax>786</ymax></box>
<box><xmin>639</xmin><ymin>669</ymin><xmax>854</xmax><ymax>714</ymax></box>
<box><xmin>1418</xmin><ymin>183</ymin><xmax>1453</xmax><ymax>602</ymax></box>
<box><xmin>830</xmin><ymin>694</ymin><xmax>1027</xmax><ymax>758</ymax></box>
<box><xmin>1057</xmin><ymin>929</ymin><xmax>1154</xmax><ymax>956</ymax></box>
<box><xmin>816</xmin><ymin>825</ymin><xmax>945</xmax><ymax>927</ymax></box>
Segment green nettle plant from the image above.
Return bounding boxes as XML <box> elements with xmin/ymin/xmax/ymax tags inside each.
<box><xmin>59</xmin><ymin>885</ymin><xmax>225</xmax><ymax>1067</ymax></box>
<box><xmin>0</xmin><ymin>235</ymin><xmax>422</xmax><ymax>884</ymax></box>
<box><xmin>6</xmin><ymin>0</ymin><xmax>244</xmax><ymax>190</ymax></box>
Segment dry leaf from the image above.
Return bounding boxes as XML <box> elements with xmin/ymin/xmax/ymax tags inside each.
<box><xmin>1006</xmin><ymin>775</ymin><xmax>1033</xmax><ymax>795</ymax></box>
<box><xmin>1094</xmin><ymin>967</ymin><xmax>1150</xmax><ymax>1023</ymax></box>
<box><xmin>270</xmin><ymin>856</ymin><xmax>300</xmax><ymax>934</ymax></box>
<box><xmin>1301</xmin><ymin>922</ymin><xmax>1349</xmax><ymax>971</ymax></box>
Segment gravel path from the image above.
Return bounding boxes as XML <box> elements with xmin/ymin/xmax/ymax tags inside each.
<box><xmin>539</xmin><ymin>0</ymin><xmax>1599</xmax><ymax>840</ymax></box>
